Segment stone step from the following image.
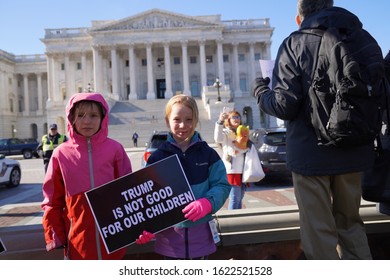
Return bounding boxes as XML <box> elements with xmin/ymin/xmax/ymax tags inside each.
<box><xmin>107</xmin><ymin>97</ymin><xmax>216</xmax><ymax>148</ymax></box>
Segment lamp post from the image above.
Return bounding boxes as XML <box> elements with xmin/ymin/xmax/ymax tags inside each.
<box><xmin>85</xmin><ymin>83</ymin><xmax>93</xmax><ymax>92</ymax></box>
<box><xmin>213</xmin><ymin>77</ymin><xmax>222</xmax><ymax>102</ymax></box>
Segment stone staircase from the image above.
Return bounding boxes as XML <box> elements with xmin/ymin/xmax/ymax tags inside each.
<box><xmin>107</xmin><ymin>97</ymin><xmax>217</xmax><ymax>148</ymax></box>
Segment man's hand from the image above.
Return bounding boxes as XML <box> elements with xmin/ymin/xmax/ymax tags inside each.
<box><xmin>252</xmin><ymin>77</ymin><xmax>270</xmax><ymax>98</ymax></box>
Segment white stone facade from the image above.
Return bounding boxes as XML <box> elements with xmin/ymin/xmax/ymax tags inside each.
<box><xmin>0</xmin><ymin>9</ymin><xmax>275</xmax><ymax>140</ymax></box>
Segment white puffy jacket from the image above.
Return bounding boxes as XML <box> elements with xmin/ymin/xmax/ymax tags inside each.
<box><xmin>214</xmin><ymin>123</ymin><xmax>248</xmax><ymax>174</ymax></box>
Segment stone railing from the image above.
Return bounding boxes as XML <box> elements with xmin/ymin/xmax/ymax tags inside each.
<box><xmin>0</xmin><ymin>49</ymin><xmax>15</xmax><ymax>61</ymax></box>
<box><xmin>0</xmin><ymin>50</ymin><xmax>46</xmax><ymax>63</ymax></box>
<box><xmin>222</xmin><ymin>18</ymin><xmax>271</xmax><ymax>29</ymax></box>
<box><xmin>2</xmin><ymin>201</ymin><xmax>389</xmax><ymax>260</ymax></box>
<box><xmin>201</xmin><ymin>85</ymin><xmax>232</xmax><ymax>120</ymax></box>
<box><xmin>14</xmin><ymin>54</ymin><xmax>46</xmax><ymax>63</ymax></box>
<box><xmin>44</xmin><ymin>28</ymin><xmax>89</xmax><ymax>39</ymax></box>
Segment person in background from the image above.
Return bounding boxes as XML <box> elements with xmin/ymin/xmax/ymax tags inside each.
<box><xmin>132</xmin><ymin>131</ymin><xmax>139</xmax><ymax>147</ymax></box>
<box><xmin>214</xmin><ymin>110</ymin><xmax>249</xmax><ymax>209</ymax></box>
<box><xmin>41</xmin><ymin>92</ymin><xmax>132</xmax><ymax>260</ymax></box>
<box><xmin>136</xmin><ymin>94</ymin><xmax>231</xmax><ymax>259</ymax></box>
<box><xmin>252</xmin><ymin>0</ymin><xmax>379</xmax><ymax>259</ymax></box>
<box><xmin>38</xmin><ymin>123</ymin><xmax>67</xmax><ymax>173</ymax></box>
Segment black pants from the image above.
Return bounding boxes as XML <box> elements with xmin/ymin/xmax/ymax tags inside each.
<box><xmin>43</xmin><ymin>158</ymin><xmax>50</xmax><ymax>173</ymax></box>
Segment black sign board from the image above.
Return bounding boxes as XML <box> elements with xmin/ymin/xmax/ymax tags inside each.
<box><xmin>85</xmin><ymin>154</ymin><xmax>195</xmax><ymax>253</ymax></box>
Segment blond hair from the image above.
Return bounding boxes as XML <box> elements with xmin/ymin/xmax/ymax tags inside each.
<box><xmin>165</xmin><ymin>94</ymin><xmax>199</xmax><ymax>136</ymax></box>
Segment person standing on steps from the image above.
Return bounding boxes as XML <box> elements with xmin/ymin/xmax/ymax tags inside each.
<box><xmin>132</xmin><ymin>131</ymin><xmax>139</xmax><ymax>147</ymax></box>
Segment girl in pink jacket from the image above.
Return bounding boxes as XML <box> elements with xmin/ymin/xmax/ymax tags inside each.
<box><xmin>41</xmin><ymin>92</ymin><xmax>132</xmax><ymax>260</ymax></box>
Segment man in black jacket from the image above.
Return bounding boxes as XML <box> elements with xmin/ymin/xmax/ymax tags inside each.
<box><xmin>252</xmin><ymin>0</ymin><xmax>384</xmax><ymax>259</ymax></box>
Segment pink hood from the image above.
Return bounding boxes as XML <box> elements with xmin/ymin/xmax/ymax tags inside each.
<box><xmin>65</xmin><ymin>92</ymin><xmax>109</xmax><ymax>144</ymax></box>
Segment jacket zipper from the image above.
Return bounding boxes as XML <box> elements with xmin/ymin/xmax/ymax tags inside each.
<box><xmin>87</xmin><ymin>138</ymin><xmax>102</xmax><ymax>260</ymax></box>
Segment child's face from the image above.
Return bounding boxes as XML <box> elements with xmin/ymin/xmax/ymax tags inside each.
<box><xmin>74</xmin><ymin>102</ymin><xmax>102</xmax><ymax>137</ymax></box>
<box><xmin>167</xmin><ymin>103</ymin><xmax>194</xmax><ymax>144</ymax></box>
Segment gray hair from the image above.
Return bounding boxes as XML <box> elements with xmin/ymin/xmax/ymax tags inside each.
<box><xmin>297</xmin><ymin>0</ymin><xmax>334</xmax><ymax>20</ymax></box>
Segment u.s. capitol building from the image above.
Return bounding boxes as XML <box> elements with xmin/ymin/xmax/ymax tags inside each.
<box><xmin>0</xmin><ymin>9</ymin><xmax>277</xmax><ymax>142</ymax></box>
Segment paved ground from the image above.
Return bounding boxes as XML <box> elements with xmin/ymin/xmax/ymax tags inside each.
<box><xmin>0</xmin><ymin>148</ymin><xmax>296</xmax><ymax>229</ymax></box>
<box><xmin>2</xmin><ymin>149</ymin><xmax>390</xmax><ymax>260</ymax></box>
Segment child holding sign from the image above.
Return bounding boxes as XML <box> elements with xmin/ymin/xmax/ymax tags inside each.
<box><xmin>41</xmin><ymin>92</ymin><xmax>132</xmax><ymax>260</ymax></box>
<box><xmin>137</xmin><ymin>94</ymin><xmax>231</xmax><ymax>259</ymax></box>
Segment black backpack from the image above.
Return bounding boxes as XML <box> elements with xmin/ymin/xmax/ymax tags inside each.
<box><xmin>304</xmin><ymin>27</ymin><xmax>386</xmax><ymax>147</ymax></box>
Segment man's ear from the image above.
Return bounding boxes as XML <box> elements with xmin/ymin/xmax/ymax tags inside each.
<box><xmin>295</xmin><ymin>15</ymin><xmax>301</xmax><ymax>26</ymax></box>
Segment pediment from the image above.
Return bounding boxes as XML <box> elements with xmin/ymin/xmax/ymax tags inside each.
<box><xmin>91</xmin><ymin>9</ymin><xmax>221</xmax><ymax>32</ymax></box>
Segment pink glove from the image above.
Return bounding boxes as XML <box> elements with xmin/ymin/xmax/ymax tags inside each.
<box><xmin>135</xmin><ymin>231</ymin><xmax>155</xmax><ymax>245</ymax></box>
<box><xmin>182</xmin><ymin>198</ymin><xmax>212</xmax><ymax>222</ymax></box>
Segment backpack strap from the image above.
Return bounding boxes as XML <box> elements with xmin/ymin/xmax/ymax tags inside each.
<box><xmin>296</xmin><ymin>28</ymin><xmax>333</xmax><ymax>144</ymax></box>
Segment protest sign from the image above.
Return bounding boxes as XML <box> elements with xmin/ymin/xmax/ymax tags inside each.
<box><xmin>259</xmin><ymin>59</ymin><xmax>275</xmax><ymax>86</ymax></box>
<box><xmin>259</xmin><ymin>59</ymin><xmax>284</xmax><ymax>127</ymax></box>
<box><xmin>85</xmin><ymin>154</ymin><xmax>195</xmax><ymax>254</ymax></box>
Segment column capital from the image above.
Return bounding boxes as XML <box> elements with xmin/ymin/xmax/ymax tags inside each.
<box><xmin>92</xmin><ymin>44</ymin><xmax>103</xmax><ymax>51</ymax></box>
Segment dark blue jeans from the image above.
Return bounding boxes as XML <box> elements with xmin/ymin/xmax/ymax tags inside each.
<box><xmin>228</xmin><ymin>184</ymin><xmax>246</xmax><ymax>209</ymax></box>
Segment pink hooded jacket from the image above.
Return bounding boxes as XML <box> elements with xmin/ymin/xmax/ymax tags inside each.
<box><xmin>41</xmin><ymin>92</ymin><xmax>132</xmax><ymax>260</ymax></box>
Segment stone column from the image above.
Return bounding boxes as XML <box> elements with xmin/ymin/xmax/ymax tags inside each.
<box><xmin>51</xmin><ymin>56</ymin><xmax>60</xmax><ymax>102</ymax></box>
<box><xmin>199</xmin><ymin>39</ymin><xmax>207</xmax><ymax>91</ymax></box>
<box><xmin>64</xmin><ymin>54</ymin><xmax>70</xmax><ymax>99</ymax></box>
<box><xmin>0</xmin><ymin>71</ymin><xmax>5</xmax><ymax>111</ymax></box>
<box><xmin>118</xmin><ymin>51</ymin><xmax>124</xmax><ymax>99</ymax></box>
<box><xmin>163</xmin><ymin>42</ymin><xmax>173</xmax><ymax>98</ymax></box>
<box><xmin>111</xmin><ymin>46</ymin><xmax>120</xmax><ymax>100</ymax></box>
<box><xmin>232</xmin><ymin>42</ymin><xmax>242</xmax><ymax>97</ymax></box>
<box><xmin>46</xmin><ymin>55</ymin><xmax>53</xmax><ymax>101</ymax></box>
<box><xmin>37</xmin><ymin>73</ymin><xmax>43</xmax><ymax>114</ymax></box>
<box><xmin>264</xmin><ymin>41</ymin><xmax>271</xmax><ymax>60</ymax></box>
<box><xmin>81</xmin><ymin>52</ymin><xmax>87</xmax><ymax>90</ymax></box>
<box><xmin>181</xmin><ymin>40</ymin><xmax>190</xmax><ymax>95</ymax></box>
<box><xmin>146</xmin><ymin>43</ymin><xmax>155</xmax><ymax>99</ymax></box>
<box><xmin>92</xmin><ymin>45</ymin><xmax>103</xmax><ymax>93</ymax></box>
<box><xmin>249</xmin><ymin>42</ymin><xmax>256</xmax><ymax>90</ymax></box>
<box><xmin>128</xmin><ymin>43</ymin><xmax>137</xmax><ymax>100</ymax></box>
<box><xmin>23</xmin><ymin>74</ymin><xmax>30</xmax><ymax>115</ymax></box>
<box><xmin>217</xmin><ymin>38</ymin><xmax>225</xmax><ymax>83</ymax></box>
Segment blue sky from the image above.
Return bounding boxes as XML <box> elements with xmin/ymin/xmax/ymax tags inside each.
<box><xmin>1</xmin><ymin>0</ymin><xmax>389</xmax><ymax>58</ymax></box>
